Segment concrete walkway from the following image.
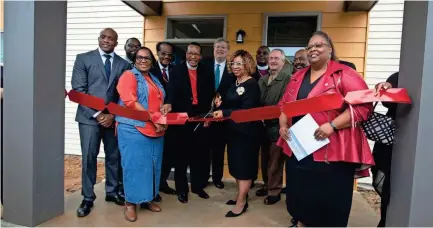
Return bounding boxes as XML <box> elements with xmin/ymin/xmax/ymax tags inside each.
<box><xmin>39</xmin><ymin>181</ymin><xmax>379</xmax><ymax>227</ymax></box>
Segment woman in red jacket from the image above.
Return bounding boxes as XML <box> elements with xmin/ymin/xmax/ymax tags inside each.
<box><xmin>277</xmin><ymin>31</ymin><xmax>375</xmax><ymax>227</ymax></box>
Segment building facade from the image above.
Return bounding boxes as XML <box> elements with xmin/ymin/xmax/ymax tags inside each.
<box><xmin>64</xmin><ymin>0</ymin><xmax>143</xmax><ymax>157</ymax></box>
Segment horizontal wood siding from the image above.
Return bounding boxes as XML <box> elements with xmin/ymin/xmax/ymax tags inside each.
<box><xmin>65</xmin><ymin>0</ymin><xmax>143</xmax><ymax>157</ymax></box>
<box><xmin>143</xmin><ymin>1</ymin><xmax>368</xmax><ymax>180</ymax></box>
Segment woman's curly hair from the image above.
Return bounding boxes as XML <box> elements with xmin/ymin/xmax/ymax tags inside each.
<box><xmin>227</xmin><ymin>49</ymin><xmax>257</xmax><ymax>76</ymax></box>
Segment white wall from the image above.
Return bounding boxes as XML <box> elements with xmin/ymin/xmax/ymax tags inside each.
<box><xmin>366</xmin><ymin>0</ymin><xmax>404</xmax><ymax>115</ymax></box>
<box><xmin>65</xmin><ymin>0</ymin><xmax>143</xmax><ymax>157</ymax></box>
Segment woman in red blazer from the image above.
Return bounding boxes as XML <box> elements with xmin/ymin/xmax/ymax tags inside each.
<box><xmin>277</xmin><ymin>31</ymin><xmax>375</xmax><ymax>227</ymax></box>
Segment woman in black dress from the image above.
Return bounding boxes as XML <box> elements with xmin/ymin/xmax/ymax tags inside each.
<box><xmin>213</xmin><ymin>50</ymin><xmax>261</xmax><ymax>217</ymax></box>
<box><xmin>372</xmin><ymin>72</ymin><xmax>399</xmax><ymax>227</ymax></box>
<box><xmin>277</xmin><ymin>31</ymin><xmax>374</xmax><ymax>227</ymax></box>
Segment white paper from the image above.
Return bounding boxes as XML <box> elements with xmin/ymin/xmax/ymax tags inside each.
<box><xmin>286</xmin><ymin>114</ymin><xmax>330</xmax><ymax>161</ymax></box>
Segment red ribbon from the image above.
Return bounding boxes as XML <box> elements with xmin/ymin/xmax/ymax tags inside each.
<box><xmin>64</xmin><ymin>88</ymin><xmax>412</xmax><ymax>124</ymax></box>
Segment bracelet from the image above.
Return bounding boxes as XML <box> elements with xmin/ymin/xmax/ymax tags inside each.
<box><xmin>330</xmin><ymin>121</ymin><xmax>338</xmax><ymax>131</ymax></box>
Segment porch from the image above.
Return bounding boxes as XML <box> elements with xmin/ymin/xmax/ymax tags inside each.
<box><xmin>38</xmin><ymin>180</ymin><xmax>379</xmax><ymax>227</ymax></box>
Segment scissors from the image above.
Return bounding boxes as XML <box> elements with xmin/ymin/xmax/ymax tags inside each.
<box><xmin>193</xmin><ymin>93</ymin><xmax>222</xmax><ymax>132</ymax></box>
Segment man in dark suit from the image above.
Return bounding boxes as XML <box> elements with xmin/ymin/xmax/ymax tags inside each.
<box><xmin>339</xmin><ymin>60</ymin><xmax>357</xmax><ymax>70</ymax></box>
<box><xmin>150</xmin><ymin>41</ymin><xmax>177</xmax><ymax>201</ymax></box>
<box><xmin>71</xmin><ymin>28</ymin><xmax>131</xmax><ymax>217</ymax></box>
<box><xmin>203</xmin><ymin>38</ymin><xmax>235</xmax><ymax>189</ymax></box>
<box><xmin>161</xmin><ymin>42</ymin><xmax>214</xmax><ymax>203</ymax></box>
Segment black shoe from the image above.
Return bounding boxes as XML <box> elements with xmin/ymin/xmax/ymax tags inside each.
<box><xmin>105</xmin><ymin>194</ymin><xmax>125</xmax><ymax>206</ymax></box>
<box><xmin>281</xmin><ymin>186</ymin><xmax>287</xmax><ymax>194</ymax></box>
<box><xmin>160</xmin><ymin>186</ymin><xmax>176</xmax><ymax>195</ymax></box>
<box><xmin>264</xmin><ymin>195</ymin><xmax>281</xmax><ymax>205</ymax></box>
<box><xmin>225</xmin><ymin>194</ymin><xmax>249</xmax><ymax>205</ymax></box>
<box><xmin>225</xmin><ymin>202</ymin><xmax>249</xmax><ymax>217</ymax></box>
<box><xmin>256</xmin><ymin>188</ymin><xmax>268</xmax><ymax>197</ymax></box>
<box><xmin>290</xmin><ymin>218</ymin><xmax>298</xmax><ymax>227</ymax></box>
<box><xmin>177</xmin><ymin>193</ymin><xmax>188</xmax><ymax>203</ymax></box>
<box><xmin>76</xmin><ymin>200</ymin><xmax>93</xmax><ymax>217</ymax></box>
<box><xmin>153</xmin><ymin>194</ymin><xmax>162</xmax><ymax>202</ymax></box>
<box><xmin>213</xmin><ymin>181</ymin><xmax>224</xmax><ymax>189</ymax></box>
<box><xmin>192</xmin><ymin>189</ymin><xmax>209</xmax><ymax>199</ymax></box>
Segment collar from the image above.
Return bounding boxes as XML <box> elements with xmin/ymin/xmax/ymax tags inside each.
<box><xmin>186</xmin><ymin>61</ymin><xmax>198</xmax><ymax>70</ymax></box>
<box><xmin>158</xmin><ymin>61</ymin><xmax>168</xmax><ymax>70</ymax></box>
<box><xmin>257</xmin><ymin>64</ymin><xmax>269</xmax><ymax>71</ymax></box>
<box><xmin>215</xmin><ymin>59</ymin><xmax>226</xmax><ymax>66</ymax></box>
<box><xmin>98</xmin><ymin>47</ymin><xmax>114</xmax><ymax>58</ymax></box>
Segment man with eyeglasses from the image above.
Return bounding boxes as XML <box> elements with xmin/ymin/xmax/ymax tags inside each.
<box><xmin>124</xmin><ymin>37</ymin><xmax>141</xmax><ymax>67</ymax></box>
<box><xmin>161</xmin><ymin>42</ymin><xmax>215</xmax><ymax>204</ymax></box>
<box><xmin>150</xmin><ymin>41</ymin><xmax>177</xmax><ymax>202</ymax></box>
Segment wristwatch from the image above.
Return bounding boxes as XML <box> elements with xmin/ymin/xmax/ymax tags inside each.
<box><xmin>330</xmin><ymin>121</ymin><xmax>338</xmax><ymax>131</ymax></box>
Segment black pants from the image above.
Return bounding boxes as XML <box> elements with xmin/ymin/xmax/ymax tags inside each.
<box><xmin>159</xmin><ymin>128</ymin><xmax>177</xmax><ymax>189</ymax></box>
<box><xmin>174</xmin><ymin>123</ymin><xmax>210</xmax><ymax>193</ymax></box>
<box><xmin>209</xmin><ymin>122</ymin><xmax>226</xmax><ymax>183</ymax></box>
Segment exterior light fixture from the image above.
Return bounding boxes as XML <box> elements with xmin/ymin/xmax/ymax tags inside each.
<box><xmin>236</xmin><ymin>29</ymin><xmax>246</xmax><ymax>44</ymax></box>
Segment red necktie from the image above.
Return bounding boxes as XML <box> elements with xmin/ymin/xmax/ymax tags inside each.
<box><xmin>162</xmin><ymin>68</ymin><xmax>168</xmax><ymax>82</ymax></box>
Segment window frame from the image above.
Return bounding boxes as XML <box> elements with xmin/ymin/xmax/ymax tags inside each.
<box><xmin>262</xmin><ymin>12</ymin><xmax>323</xmax><ymax>55</ymax></box>
<box><xmin>164</xmin><ymin>15</ymin><xmax>228</xmax><ymax>44</ymax></box>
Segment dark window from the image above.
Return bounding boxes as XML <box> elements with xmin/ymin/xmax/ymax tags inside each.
<box><xmin>167</xmin><ymin>18</ymin><xmax>224</xmax><ymax>39</ymax></box>
<box><xmin>267</xmin><ymin>16</ymin><xmax>318</xmax><ymax>47</ymax></box>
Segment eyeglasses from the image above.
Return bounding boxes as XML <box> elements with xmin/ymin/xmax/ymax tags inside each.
<box><xmin>230</xmin><ymin>62</ymin><xmax>245</xmax><ymax>67</ymax></box>
<box><xmin>159</xmin><ymin>51</ymin><xmax>173</xmax><ymax>57</ymax></box>
<box><xmin>269</xmin><ymin>56</ymin><xmax>282</xmax><ymax>61</ymax></box>
<box><xmin>136</xmin><ymin>55</ymin><xmax>152</xmax><ymax>63</ymax></box>
<box><xmin>306</xmin><ymin>42</ymin><xmax>328</xmax><ymax>51</ymax></box>
<box><xmin>186</xmin><ymin>52</ymin><xmax>200</xmax><ymax>57</ymax></box>
<box><xmin>127</xmin><ymin>43</ymin><xmax>141</xmax><ymax>49</ymax></box>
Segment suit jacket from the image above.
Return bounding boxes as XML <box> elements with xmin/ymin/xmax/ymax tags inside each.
<box><xmin>166</xmin><ymin>61</ymin><xmax>214</xmax><ymax>117</ymax></box>
<box><xmin>150</xmin><ymin>61</ymin><xmax>173</xmax><ymax>90</ymax></box>
<box><xmin>71</xmin><ymin>49</ymin><xmax>131</xmax><ymax>125</ymax></box>
<box><xmin>204</xmin><ymin>58</ymin><xmax>236</xmax><ymax>98</ymax></box>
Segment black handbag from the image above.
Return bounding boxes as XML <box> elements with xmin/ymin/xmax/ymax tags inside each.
<box><xmin>361</xmin><ymin>102</ymin><xmax>396</xmax><ymax>145</ymax></box>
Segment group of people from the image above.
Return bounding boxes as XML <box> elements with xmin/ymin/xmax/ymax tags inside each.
<box><xmin>69</xmin><ymin>27</ymin><xmax>395</xmax><ymax>226</ymax></box>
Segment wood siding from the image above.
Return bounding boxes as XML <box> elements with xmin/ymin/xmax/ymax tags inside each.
<box><xmin>144</xmin><ymin>1</ymin><xmax>368</xmax><ymax>75</ymax></box>
<box><xmin>65</xmin><ymin>0</ymin><xmax>143</xmax><ymax>157</ymax></box>
<box><xmin>142</xmin><ymin>1</ymin><xmax>369</xmax><ymax>180</ymax></box>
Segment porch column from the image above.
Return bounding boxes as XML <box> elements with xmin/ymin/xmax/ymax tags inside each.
<box><xmin>387</xmin><ymin>1</ymin><xmax>433</xmax><ymax>226</ymax></box>
<box><xmin>3</xmin><ymin>1</ymin><xmax>66</xmax><ymax>226</ymax></box>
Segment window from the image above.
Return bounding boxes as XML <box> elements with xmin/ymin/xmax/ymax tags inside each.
<box><xmin>165</xmin><ymin>16</ymin><xmax>226</xmax><ymax>64</ymax></box>
<box><xmin>264</xmin><ymin>13</ymin><xmax>320</xmax><ymax>61</ymax></box>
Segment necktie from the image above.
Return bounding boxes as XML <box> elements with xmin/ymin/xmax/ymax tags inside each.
<box><xmin>162</xmin><ymin>68</ymin><xmax>168</xmax><ymax>82</ymax></box>
<box><xmin>104</xmin><ymin>54</ymin><xmax>112</xmax><ymax>81</ymax></box>
<box><xmin>215</xmin><ymin>64</ymin><xmax>220</xmax><ymax>91</ymax></box>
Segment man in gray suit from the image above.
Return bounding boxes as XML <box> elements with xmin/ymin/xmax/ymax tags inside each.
<box><xmin>71</xmin><ymin>28</ymin><xmax>131</xmax><ymax>217</ymax></box>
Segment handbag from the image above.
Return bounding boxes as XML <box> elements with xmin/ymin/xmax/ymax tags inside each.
<box><xmin>361</xmin><ymin>102</ymin><xmax>396</xmax><ymax>145</ymax></box>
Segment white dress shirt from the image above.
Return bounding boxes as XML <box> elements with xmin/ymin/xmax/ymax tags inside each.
<box><xmin>158</xmin><ymin>61</ymin><xmax>170</xmax><ymax>80</ymax></box>
<box><xmin>93</xmin><ymin>48</ymin><xmax>115</xmax><ymax>118</ymax></box>
<box><xmin>214</xmin><ymin>59</ymin><xmax>226</xmax><ymax>84</ymax></box>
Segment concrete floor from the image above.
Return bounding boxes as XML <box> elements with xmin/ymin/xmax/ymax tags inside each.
<box><xmin>39</xmin><ymin>181</ymin><xmax>379</xmax><ymax>227</ymax></box>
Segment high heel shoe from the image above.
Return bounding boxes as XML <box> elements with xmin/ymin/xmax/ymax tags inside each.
<box><xmin>225</xmin><ymin>202</ymin><xmax>249</xmax><ymax>217</ymax></box>
<box><xmin>225</xmin><ymin>194</ymin><xmax>249</xmax><ymax>205</ymax></box>
<box><xmin>289</xmin><ymin>218</ymin><xmax>298</xmax><ymax>227</ymax></box>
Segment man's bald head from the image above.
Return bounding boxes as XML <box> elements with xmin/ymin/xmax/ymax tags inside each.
<box><xmin>98</xmin><ymin>28</ymin><xmax>118</xmax><ymax>53</ymax></box>
<box><xmin>293</xmin><ymin>49</ymin><xmax>309</xmax><ymax>73</ymax></box>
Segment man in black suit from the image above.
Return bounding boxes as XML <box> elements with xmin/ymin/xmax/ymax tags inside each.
<box><xmin>150</xmin><ymin>41</ymin><xmax>177</xmax><ymax>201</ymax></box>
<box><xmin>204</xmin><ymin>38</ymin><xmax>235</xmax><ymax>189</ymax></box>
<box><xmin>161</xmin><ymin>42</ymin><xmax>214</xmax><ymax>203</ymax></box>
<box><xmin>339</xmin><ymin>60</ymin><xmax>357</xmax><ymax>71</ymax></box>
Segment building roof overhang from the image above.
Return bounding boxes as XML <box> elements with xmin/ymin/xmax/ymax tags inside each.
<box><xmin>345</xmin><ymin>1</ymin><xmax>378</xmax><ymax>12</ymax></box>
<box><xmin>121</xmin><ymin>1</ymin><xmax>162</xmax><ymax>16</ymax></box>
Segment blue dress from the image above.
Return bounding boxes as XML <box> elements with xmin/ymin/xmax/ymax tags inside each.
<box><xmin>115</xmin><ymin>68</ymin><xmax>166</xmax><ymax>204</ymax></box>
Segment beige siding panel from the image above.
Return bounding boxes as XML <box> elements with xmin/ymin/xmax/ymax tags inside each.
<box><xmin>65</xmin><ymin>0</ymin><xmax>143</xmax><ymax>156</ymax></box>
<box><xmin>365</xmin><ymin>1</ymin><xmax>404</xmax><ymax>159</ymax></box>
